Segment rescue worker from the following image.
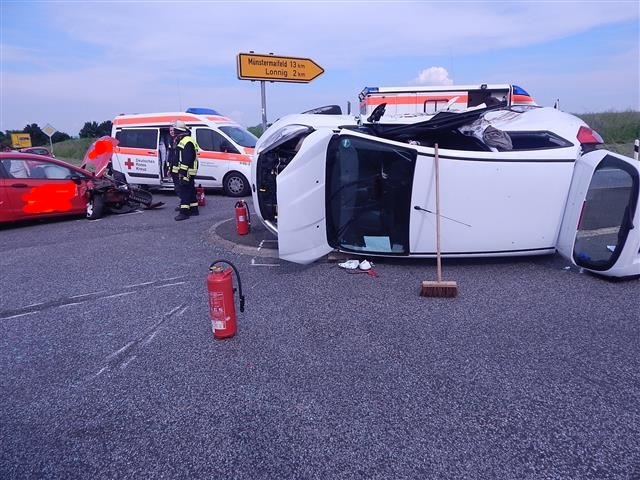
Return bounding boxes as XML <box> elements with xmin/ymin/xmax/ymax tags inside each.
<box><xmin>167</xmin><ymin>125</ymin><xmax>181</xmax><ymax>207</ymax></box>
<box><xmin>170</xmin><ymin>120</ymin><xmax>200</xmax><ymax>221</ymax></box>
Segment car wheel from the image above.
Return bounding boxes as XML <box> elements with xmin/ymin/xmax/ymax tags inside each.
<box><xmin>223</xmin><ymin>172</ymin><xmax>250</xmax><ymax>197</ymax></box>
<box><xmin>109</xmin><ymin>204</ymin><xmax>135</xmax><ymax>214</ymax></box>
<box><xmin>86</xmin><ymin>194</ymin><xmax>105</xmax><ymax>220</ymax></box>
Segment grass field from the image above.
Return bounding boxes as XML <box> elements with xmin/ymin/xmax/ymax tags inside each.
<box><xmin>51</xmin><ymin>137</ymin><xmax>95</xmax><ymax>165</ymax></box>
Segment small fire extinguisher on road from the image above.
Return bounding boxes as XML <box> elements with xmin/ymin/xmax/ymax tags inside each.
<box><xmin>207</xmin><ymin>260</ymin><xmax>245</xmax><ymax>340</ymax></box>
<box><xmin>235</xmin><ymin>200</ymin><xmax>250</xmax><ymax>235</ymax></box>
<box><xmin>196</xmin><ymin>184</ymin><xmax>206</xmax><ymax>206</ymax></box>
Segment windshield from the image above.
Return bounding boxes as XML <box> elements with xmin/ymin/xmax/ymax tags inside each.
<box><xmin>220</xmin><ymin>126</ymin><xmax>258</xmax><ymax>148</ymax></box>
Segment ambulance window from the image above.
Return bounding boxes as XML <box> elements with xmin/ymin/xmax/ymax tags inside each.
<box><xmin>196</xmin><ymin>129</ymin><xmax>240</xmax><ymax>154</ymax></box>
<box><xmin>219</xmin><ymin>126</ymin><xmax>258</xmax><ymax>148</ymax></box>
<box><xmin>115</xmin><ymin>129</ymin><xmax>158</xmax><ymax>149</ymax></box>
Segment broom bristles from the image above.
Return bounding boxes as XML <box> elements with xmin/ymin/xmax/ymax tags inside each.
<box><xmin>420</xmin><ymin>280</ymin><xmax>458</xmax><ymax>297</ymax></box>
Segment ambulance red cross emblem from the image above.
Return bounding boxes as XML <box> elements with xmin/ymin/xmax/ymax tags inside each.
<box><xmin>124</xmin><ymin>158</ymin><xmax>134</xmax><ymax>169</ymax></box>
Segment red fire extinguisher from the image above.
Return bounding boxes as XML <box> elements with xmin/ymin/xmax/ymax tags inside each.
<box><xmin>207</xmin><ymin>260</ymin><xmax>245</xmax><ymax>340</ymax></box>
<box><xmin>196</xmin><ymin>184</ymin><xmax>206</xmax><ymax>206</ymax></box>
<box><xmin>235</xmin><ymin>200</ymin><xmax>250</xmax><ymax>235</ymax></box>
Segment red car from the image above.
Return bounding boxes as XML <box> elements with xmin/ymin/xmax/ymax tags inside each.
<box><xmin>0</xmin><ymin>152</ymin><xmax>93</xmax><ymax>223</ymax></box>
<box><xmin>0</xmin><ymin>148</ymin><xmax>162</xmax><ymax>224</ymax></box>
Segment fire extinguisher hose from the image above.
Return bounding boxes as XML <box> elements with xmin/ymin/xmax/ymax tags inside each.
<box><xmin>209</xmin><ymin>260</ymin><xmax>245</xmax><ymax>312</ymax></box>
<box><xmin>244</xmin><ymin>200</ymin><xmax>251</xmax><ymax>226</ymax></box>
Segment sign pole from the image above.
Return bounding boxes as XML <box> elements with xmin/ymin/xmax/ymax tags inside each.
<box><xmin>261</xmin><ymin>80</ymin><xmax>267</xmax><ymax>133</ymax></box>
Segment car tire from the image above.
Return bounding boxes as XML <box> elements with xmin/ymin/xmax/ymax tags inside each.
<box><xmin>109</xmin><ymin>204</ymin><xmax>135</xmax><ymax>214</ymax></box>
<box><xmin>223</xmin><ymin>171</ymin><xmax>250</xmax><ymax>197</ymax></box>
<box><xmin>86</xmin><ymin>194</ymin><xmax>105</xmax><ymax>220</ymax></box>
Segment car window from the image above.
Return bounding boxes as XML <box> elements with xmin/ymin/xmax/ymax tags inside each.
<box><xmin>23</xmin><ymin>148</ymin><xmax>51</xmax><ymax>156</ymax></box>
<box><xmin>2</xmin><ymin>159</ymin><xmax>80</xmax><ymax>179</ymax></box>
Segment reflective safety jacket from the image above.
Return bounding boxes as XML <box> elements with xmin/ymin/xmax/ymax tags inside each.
<box><xmin>172</xmin><ymin>136</ymin><xmax>200</xmax><ymax>180</ymax></box>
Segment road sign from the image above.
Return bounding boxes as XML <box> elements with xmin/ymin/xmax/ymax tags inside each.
<box><xmin>237</xmin><ymin>53</ymin><xmax>324</xmax><ymax>83</ymax></box>
<box><xmin>11</xmin><ymin>133</ymin><xmax>31</xmax><ymax>148</ymax></box>
<box><xmin>42</xmin><ymin>123</ymin><xmax>57</xmax><ymax>137</ymax></box>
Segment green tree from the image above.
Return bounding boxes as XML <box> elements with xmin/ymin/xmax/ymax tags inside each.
<box><xmin>248</xmin><ymin>125</ymin><xmax>263</xmax><ymax>138</ymax></box>
<box><xmin>97</xmin><ymin>120</ymin><xmax>113</xmax><ymax>137</ymax></box>
<box><xmin>79</xmin><ymin>121</ymin><xmax>100</xmax><ymax>138</ymax></box>
<box><xmin>23</xmin><ymin>123</ymin><xmax>48</xmax><ymax>146</ymax></box>
<box><xmin>52</xmin><ymin>131</ymin><xmax>71</xmax><ymax>143</ymax></box>
<box><xmin>79</xmin><ymin>120</ymin><xmax>112</xmax><ymax>138</ymax></box>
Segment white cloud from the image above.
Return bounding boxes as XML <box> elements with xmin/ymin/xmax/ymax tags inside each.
<box><xmin>411</xmin><ymin>67</ymin><xmax>453</xmax><ymax>86</ymax></box>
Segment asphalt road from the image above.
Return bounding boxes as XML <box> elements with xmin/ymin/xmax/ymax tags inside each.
<box><xmin>1</xmin><ymin>191</ymin><xmax>639</xmax><ymax>480</ymax></box>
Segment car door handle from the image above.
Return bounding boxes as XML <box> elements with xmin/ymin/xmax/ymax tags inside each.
<box><xmin>11</xmin><ymin>183</ymin><xmax>28</xmax><ymax>188</ymax></box>
<box><xmin>147</xmin><ymin>151</ymin><xmax>156</xmax><ymax>154</ymax></box>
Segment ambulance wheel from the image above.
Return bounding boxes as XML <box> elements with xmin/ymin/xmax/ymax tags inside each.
<box><xmin>223</xmin><ymin>172</ymin><xmax>250</xmax><ymax>197</ymax></box>
<box><xmin>86</xmin><ymin>194</ymin><xmax>105</xmax><ymax>220</ymax></box>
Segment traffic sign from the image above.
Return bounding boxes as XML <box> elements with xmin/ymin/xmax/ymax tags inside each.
<box><xmin>237</xmin><ymin>53</ymin><xmax>324</xmax><ymax>83</ymax></box>
<box><xmin>42</xmin><ymin>123</ymin><xmax>57</xmax><ymax>137</ymax></box>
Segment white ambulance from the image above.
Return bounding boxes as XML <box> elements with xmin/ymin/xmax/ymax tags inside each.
<box><xmin>111</xmin><ymin>108</ymin><xmax>257</xmax><ymax>196</ymax></box>
<box><xmin>359</xmin><ymin>84</ymin><xmax>537</xmax><ymax>118</ymax></box>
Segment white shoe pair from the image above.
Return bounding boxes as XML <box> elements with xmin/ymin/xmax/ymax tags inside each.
<box><xmin>338</xmin><ymin>259</ymin><xmax>372</xmax><ymax>271</ymax></box>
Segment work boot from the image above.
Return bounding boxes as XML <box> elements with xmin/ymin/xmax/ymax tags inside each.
<box><xmin>189</xmin><ymin>207</ymin><xmax>199</xmax><ymax>216</ymax></box>
<box><xmin>175</xmin><ymin>212</ymin><xmax>190</xmax><ymax>221</ymax></box>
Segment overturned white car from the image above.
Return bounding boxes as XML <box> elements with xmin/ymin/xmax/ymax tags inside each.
<box><xmin>251</xmin><ymin>103</ymin><xmax>639</xmax><ymax>278</ymax></box>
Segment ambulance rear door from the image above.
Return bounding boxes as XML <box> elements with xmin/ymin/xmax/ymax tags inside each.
<box><xmin>113</xmin><ymin>128</ymin><xmax>160</xmax><ymax>186</ymax></box>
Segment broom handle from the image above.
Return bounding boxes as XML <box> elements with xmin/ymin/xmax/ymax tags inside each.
<box><xmin>434</xmin><ymin>143</ymin><xmax>442</xmax><ymax>282</ymax></box>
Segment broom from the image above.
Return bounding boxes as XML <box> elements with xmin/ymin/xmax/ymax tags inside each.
<box><xmin>420</xmin><ymin>143</ymin><xmax>458</xmax><ymax>297</ymax></box>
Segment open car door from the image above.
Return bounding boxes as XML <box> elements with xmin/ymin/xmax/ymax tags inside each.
<box><xmin>276</xmin><ymin>130</ymin><xmax>335</xmax><ymax>264</ymax></box>
<box><xmin>557</xmin><ymin>150</ymin><xmax>640</xmax><ymax>278</ymax></box>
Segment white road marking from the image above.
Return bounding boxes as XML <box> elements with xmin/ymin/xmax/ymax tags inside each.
<box><xmin>25</xmin><ymin>302</ymin><xmax>45</xmax><ymax>308</ymax></box>
<box><xmin>154</xmin><ymin>282</ymin><xmax>186</xmax><ymax>289</ymax></box>
<box><xmin>251</xmin><ymin>258</ymin><xmax>280</xmax><ymax>267</ymax></box>
<box><xmin>60</xmin><ymin>302</ymin><xmax>86</xmax><ymax>307</ymax></box>
<box><xmin>70</xmin><ymin>290</ymin><xmax>107</xmax><ymax>299</ymax></box>
<box><xmin>257</xmin><ymin>239</ymin><xmax>278</xmax><ymax>251</ymax></box>
<box><xmin>120</xmin><ymin>355</ymin><xmax>137</xmax><ymax>369</ymax></box>
<box><xmin>177</xmin><ymin>306</ymin><xmax>189</xmax><ymax>316</ymax></box>
<box><xmin>2</xmin><ymin>311</ymin><xmax>38</xmax><ymax>320</ymax></box>
<box><xmin>106</xmin><ymin>341</ymin><xmax>134</xmax><ymax>360</ymax></box>
<box><xmin>102</xmin><ymin>291</ymin><xmax>136</xmax><ymax>299</ymax></box>
<box><xmin>123</xmin><ymin>281</ymin><xmax>155</xmax><ymax>288</ymax></box>
<box><xmin>142</xmin><ymin>330</ymin><xmax>159</xmax><ymax>346</ymax></box>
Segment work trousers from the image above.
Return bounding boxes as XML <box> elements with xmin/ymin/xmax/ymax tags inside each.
<box><xmin>178</xmin><ymin>177</ymin><xmax>197</xmax><ymax>213</ymax></box>
<box><xmin>171</xmin><ymin>172</ymin><xmax>180</xmax><ymax>198</ymax></box>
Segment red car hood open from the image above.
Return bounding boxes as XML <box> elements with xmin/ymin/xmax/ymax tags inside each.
<box><xmin>81</xmin><ymin>136</ymin><xmax>119</xmax><ymax>178</ymax></box>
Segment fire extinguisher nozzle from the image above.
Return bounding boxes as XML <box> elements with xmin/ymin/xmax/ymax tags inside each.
<box><xmin>240</xmin><ymin>296</ymin><xmax>245</xmax><ymax>313</ymax></box>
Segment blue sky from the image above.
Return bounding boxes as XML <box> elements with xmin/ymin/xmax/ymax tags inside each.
<box><xmin>1</xmin><ymin>1</ymin><xmax>638</xmax><ymax>136</ymax></box>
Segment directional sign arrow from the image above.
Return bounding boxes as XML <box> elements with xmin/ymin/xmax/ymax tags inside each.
<box><xmin>237</xmin><ymin>53</ymin><xmax>324</xmax><ymax>83</ymax></box>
